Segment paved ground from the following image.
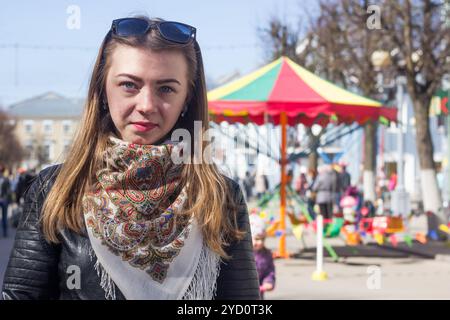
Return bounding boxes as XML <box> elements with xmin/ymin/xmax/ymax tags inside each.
<box><xmin>264</xmin><ymin>255</ymin><xmax>450</xmax><ymax>299</ymax></box>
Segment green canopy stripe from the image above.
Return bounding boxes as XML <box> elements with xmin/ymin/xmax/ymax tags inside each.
<box><xmin>221</xmin><ymin>61</ymin><xmax>282</xmax><ymax>101</ymax></box>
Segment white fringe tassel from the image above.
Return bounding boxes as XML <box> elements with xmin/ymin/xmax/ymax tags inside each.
<box><xmin>88</xmin><ymin>244</ymin><xmax>220</xmax><ymax>300</ymax></box>
<box><xmin>89</xmin><ymin>246</ymin><xmax>116</xmax><ymax>300</ymax></box>
<box><xmin>182</xmin><ymin>244</ymin><xmax>221</xmax><ymax>300</ymax></box>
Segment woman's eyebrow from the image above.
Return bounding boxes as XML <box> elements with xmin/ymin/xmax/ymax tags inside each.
<box><xmin>156</xmin><ymin>79</ymin><xmax>181</xmax><ymax>86</ymax></box>
<box><xmin>116</xmin><ymin>73</ymin><xmax>144</xmax><ymax>83</ymax></box>
<box><xmin>116</xmin><ymin>74</ymin><xmax>181</xmax><ymax>86</ymax></box>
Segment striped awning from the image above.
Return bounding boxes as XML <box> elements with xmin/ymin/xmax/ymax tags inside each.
<box><xmin>208</xmin><ymin>56</ymin><xmax>397</xmax><ymax>126</ymax></box>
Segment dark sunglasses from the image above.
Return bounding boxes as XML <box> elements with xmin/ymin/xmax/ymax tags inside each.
<box><xmin>111</xmin><ymin>18</ymin><xmax>196</xmax><ymax>44</ymax></box>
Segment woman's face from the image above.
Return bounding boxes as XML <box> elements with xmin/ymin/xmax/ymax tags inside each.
<box><xmin>105</xmin><ymin>45</ymin><xmax>189</xmax><ymax>145</ymax></box>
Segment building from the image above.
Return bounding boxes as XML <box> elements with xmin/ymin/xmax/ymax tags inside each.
<box><xmin>8</xmin><ymin>92</ymin><xmax>84</xmax><ymax>170</ymax></box>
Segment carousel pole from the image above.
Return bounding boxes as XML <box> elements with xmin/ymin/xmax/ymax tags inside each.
<box><xmin>277</xmin><ymin>111</ymin><xmax>288</xmax><ymax>258</ymax></box>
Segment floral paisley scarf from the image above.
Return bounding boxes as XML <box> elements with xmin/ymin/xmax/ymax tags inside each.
<box><xmin>82</xmin><ymin>135</ymin><xmax>221</xmax><ymax>300</ymax></box>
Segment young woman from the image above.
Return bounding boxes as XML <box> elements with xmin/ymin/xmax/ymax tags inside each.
<box><xmin>2</xmin><ymin>16</ymin><xmax>260</xmax><ymax>300</ymax></box>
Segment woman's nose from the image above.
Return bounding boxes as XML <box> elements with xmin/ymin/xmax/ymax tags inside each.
<box><xmin>135</xmin><ymin>90</ymin><xmax>158</xmax><ymax>113</ymax></box>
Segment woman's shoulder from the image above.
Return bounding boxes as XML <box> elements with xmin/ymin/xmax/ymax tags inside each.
<box><xmin>14</xmin><ymin>165</ymin><xmax>64</xmax><ymax>246</ymax></box>
<box><xmin>37</xmin><ymin>164</ymin><xmax>63</xmax><ymax>181</ymax></box>
<box><xmin>219</xmin><ymin>174</ymin><xmax>250</xmax><ymax>230</ymax></box>
<box><xmin>27</xmin><ymin>164</ymin><xmax>63</xmax><ymax>201</ymax></box>
<box><xmin>221</xmin><ymin>174</ymin><xmax>240</xmax><ymax>192</ymax></box>
<box><xmin>221</xmin><ymin>174</ymin><xmax>245</xmax><ymax>204</ymax></box>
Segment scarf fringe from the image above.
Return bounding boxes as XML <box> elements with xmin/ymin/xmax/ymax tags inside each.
<box><xmin>181</xmin><ymin>244</ymin><xmax>221</xmax><ymax>300</ymax></box>
<box><xmin>88</xmin><ymin>241</ymin><xmax>220</xmax><ymax>300</ymax></box>
<box><xmin>89</xmin><ymin>246</ymin><xmax>116</xmax><ymax>300</ymax></box>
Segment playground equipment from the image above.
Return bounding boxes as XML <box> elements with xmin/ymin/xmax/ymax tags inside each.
<box><xmin>250</xmin><ymin>180</ymin><xmax>442</xmax><ymax>256</ymax></box>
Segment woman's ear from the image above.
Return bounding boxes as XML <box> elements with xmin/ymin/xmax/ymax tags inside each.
<box><xmin>181</xmin><ymin>105</ymin><xmax>188</xmax><ymax>117</ymax></box>
<box><xmin>101</xmin><ymin>96</ymin><xmax>109</xmax><ymax>111</ymax></box>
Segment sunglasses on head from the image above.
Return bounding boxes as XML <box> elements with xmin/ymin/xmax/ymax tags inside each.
<box><xmin>111</xmin><ymin>18</ymin><xmax>196</xmax><ymax>44</ymax></box>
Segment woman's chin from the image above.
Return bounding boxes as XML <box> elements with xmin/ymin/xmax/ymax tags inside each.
<box><xmin>119</xmin><ymin>128</ymin><xmax>169</xmax><ymax>145</ymax></box>
<box><xmin>125</xmin><ymin>133</ymin><xmax>159</xmax><ymax>145</ymax></box>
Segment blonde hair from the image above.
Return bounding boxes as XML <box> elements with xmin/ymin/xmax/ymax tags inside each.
<box><xmin>41</xmin><ymin>16</ymin><xmax>244</xmax><ymax>259</ymax></box>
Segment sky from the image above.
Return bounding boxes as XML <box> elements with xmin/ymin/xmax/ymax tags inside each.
<box><xmin>0</xmin><ymin>0</ymin><xmax>318</xmax><ymax>106</ymax></box>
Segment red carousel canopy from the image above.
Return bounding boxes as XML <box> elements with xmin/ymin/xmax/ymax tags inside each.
<box><xmin>208</xmin><ymin>56</ymin><xmax>397</xmax><ymax>126</ymax></box>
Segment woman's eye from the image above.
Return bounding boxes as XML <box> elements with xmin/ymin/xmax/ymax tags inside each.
<box><xmin>159</xmin><ymin>86</ymin><xmax>174</xmax><ymax>94</ymax></box>
<box><xmin>120</xmin><ymin>82</ymin><xmax>137</xmax><ymax>91</ymax></box>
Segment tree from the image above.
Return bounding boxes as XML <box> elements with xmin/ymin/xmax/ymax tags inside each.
<box><xmin>0</xmin><ymin>109</ymin><xmax>24</xmax><ymax>170</ymax></box>
<box><xmin>377</xmin><ymin>0</ymin><xmax>450</xmax><ymax>225</ymax></box>
<box><xmin>259</xmin><ymin>16</ymin><xmax>303</xmax><ymax>62</ymax></box>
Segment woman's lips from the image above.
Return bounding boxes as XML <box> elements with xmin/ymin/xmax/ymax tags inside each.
<box><xmin>131</xmin><ymin>122</ymin><xmax>158</xmax><ymax>132</ymax></box>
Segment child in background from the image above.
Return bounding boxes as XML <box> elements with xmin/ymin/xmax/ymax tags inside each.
<box><xmin>249</xmin><ymin>213</ymin><xmax>276</xmax><ymax>299</ymax></box>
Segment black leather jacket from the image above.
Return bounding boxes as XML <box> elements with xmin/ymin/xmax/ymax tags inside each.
<box><xmin>2</xmin><ymin>164</ymin><xmax>260</xmax><ymax>300</ymax></box>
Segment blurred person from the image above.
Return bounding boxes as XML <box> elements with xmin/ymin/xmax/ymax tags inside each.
<box><xmin>311</xmin><ymin>164</ymin><xmax>338</xmax><ymax>221</ymax></box>
<box><xmin>331</xmin><ymin>163</ymin><xmax>343</xmax><ymax>213</ymax></box>
<box><xmin>2</xmin><ymin>16</ymin><xmax>259</xmax><ymax>300</ymax></box>
<box><xmin>306</xmin><ymin>168</ymin><xmax>318</xmax><ymax>220</ymax></box>
<box><xmin>243</xmin><ymin>170</ymin><xmax>255</xmax><ymax>201</ymax></box>
<box><xmin>295</xmin><ymin>167</ymin><xmax>309</xmax><ymax>197</ymax></box>
<box><xmin>255</xmin><ymin>172</ymin><xmax>269</xmax><ymax>200</ymax></box>
<box><xmin>337</xmin><ymin>162</ymin><xmax>351</xmax><ymax>209</ymax></box>
<box><xmin>339</xmin><ymin>163</ymin><xmax>351</xmax><ymax>193</ymax></box>
<box><xmin>15</xmin><ymin>168</ymin><xmax>36</xmax><ymax>205</ymax></box>
<box><xmin>0</xmin><ymin>165</ymin><xmax>12</xmax><ymax>237</ymax></box>
<box><xmin>286</xmin><ymin>168</ymin><xmax>294</xmax><ymax>189</ymax></box>
<box><xmin>388</xmin><ymin>172</ymin><xmax>397</xmax><ymax>191</ymax></box>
